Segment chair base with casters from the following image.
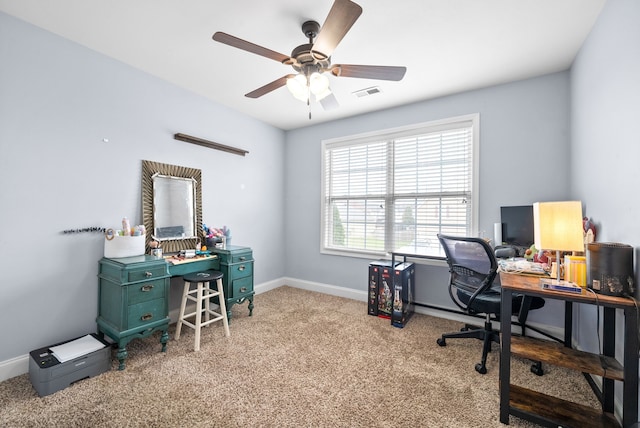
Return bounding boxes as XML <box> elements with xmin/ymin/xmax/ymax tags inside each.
<box><xmin>436</xmin><ymin>293</ymin><xmax>546</xmax><ymax>375</ymax></box>
<box><xmin>437</xmin><ymin>314</ymin><xmax>499</xmax><ymax>374</ymax></box>
<box><xmin>436</xmin><ymin>234</ymin><xmax>545</xmax><ymax>375</ymax></box>
<box><xmin>175</xmin><ymin>270</ymin><xmax>230</xmax><ymax>351</ymax></box>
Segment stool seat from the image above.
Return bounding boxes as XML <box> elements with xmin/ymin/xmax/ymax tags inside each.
<box><xmin>175</xmin><ymin>269</ymin><xmax>230</xmax><ymax>351</ymax></box>
<box><xmin>182</xmin><ymin>270</ymin><xmax>223</xmax><ymax>283</ymax></box>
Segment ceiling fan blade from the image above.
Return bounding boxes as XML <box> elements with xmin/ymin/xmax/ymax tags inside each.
<box><xmin>330</xmin><ymin>64</ymin><xmax>407</xmax><ymax>81</ymax></box>
<box><xmin>245</xmin><ymin>75</ymin><xmax>295</xmax><ymax>98</ymax></box>
<box><xmin>213</xmin><ymin>32</ymin><xmax>290</xmax><ymax>63</ymax></box>
<box><xmin>311</xmin><ymin>0</ymin><xmax>363</xmax><ymax>59</ymax></box>
<box><xmin>320</xmin><ymin>92</ymin><xmax>339</xmax><ymax>111</ymax></box>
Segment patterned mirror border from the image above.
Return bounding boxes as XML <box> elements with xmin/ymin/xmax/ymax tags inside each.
<box><xmin>142</xmin><ymin>160</ymin><xmax>203</xmax><ymax>255</ymax></box>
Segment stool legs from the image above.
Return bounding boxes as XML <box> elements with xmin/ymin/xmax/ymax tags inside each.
<box><xmin>175</xmin><ymin>276</ymin><xmax>230</xmax><ymax>351</ymax></box>
<box><xmin>174</xmin><ymin>280</ymin><xmax>191</xmax><ymax>341</ymax></box>
<box><xmin>216</xmin><ymin>277</ymin><xmax>230</xmax><ymax>337</ymax></box>
<box><xmin>194</xmin><ymin>281</ymin><xmax>204</xmax><ymax>351</ymax></box>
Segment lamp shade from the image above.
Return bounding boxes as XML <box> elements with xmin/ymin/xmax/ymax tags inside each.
<box><xmin>533</xmin><ymin>201</ymin><xmax>584</xmax><ymax>252</ymax></box>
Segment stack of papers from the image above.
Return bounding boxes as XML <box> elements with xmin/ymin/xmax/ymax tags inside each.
<box><xmin>498</xmin><ymin>258</ymin><xmax>548</xmax><ymax>275</ymax></box>
<box><xmin>50</xmin><ymin>335</ymin><xmax>106</xmax><ymax>363</ymax></box>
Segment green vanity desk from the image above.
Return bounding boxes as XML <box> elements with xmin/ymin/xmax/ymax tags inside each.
<box><xmin>97</xmin><ymin>250</ymin><xmax>254</xmax><ymax>370</ymax></box>
<box><xmin>97</xmin><ymin>254</ymin><xmax>219</xmax><ymax>370</ymax></box>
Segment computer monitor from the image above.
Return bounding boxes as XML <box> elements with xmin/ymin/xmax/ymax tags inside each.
<box><xmin>500</xmin><ymin>205</ymin><xmax>534</xmax><ymax>248</ymax></box>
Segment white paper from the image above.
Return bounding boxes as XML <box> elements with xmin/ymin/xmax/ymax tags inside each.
<box><xmin>50</xmin><ymin>334</ymin><xmax>106</xmax><ymax>363</ymax></box>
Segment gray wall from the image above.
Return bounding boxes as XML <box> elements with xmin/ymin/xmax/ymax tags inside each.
<box><xmin>570</xmin><ymin>0</ymin><xmax>640</xmax><ymax>406</ymax></box>
<box><xmin>284</xmin><ymin>72</ymin><xmax>572</xmax><ymax>323</ymax></box>
<box><xmin>0</xmin><ymin>12</ymin><xmax>285</xmax><ymax>363</ymax></box>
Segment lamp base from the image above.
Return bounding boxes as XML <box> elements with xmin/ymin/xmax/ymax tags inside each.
<box><xmin>539</xmin><ymin>278</ymin><xmax>583</xmax><ymax>294</ymax></box>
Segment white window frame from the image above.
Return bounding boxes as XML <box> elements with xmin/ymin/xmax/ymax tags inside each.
<box><xmin>320</xmin><ymin>113</ymin><xmax>480</xmax><ymax>259</ymax></box>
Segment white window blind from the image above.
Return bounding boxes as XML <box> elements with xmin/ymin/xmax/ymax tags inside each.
<box><xmin>321</xmin><ymin>114</ymin><xmax>478</xmax><ymax>258</ymax></box>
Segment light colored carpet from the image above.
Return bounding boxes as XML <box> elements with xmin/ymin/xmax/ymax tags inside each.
<box><xmin>0</xmin><ymin>286</ymin><xmax>599</xmax><ymax>427</ymax></box>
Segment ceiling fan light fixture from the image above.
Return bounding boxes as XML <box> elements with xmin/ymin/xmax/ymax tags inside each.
<box><xmin>213</xmin><ymin>0</ymin><xmax>406</xmax><ymax>114</ymax></box>
<box><xmin>286</xmin><ymin>74</ymin><xmax>308</xmax><ymax>102</ymax></box>
<box><xmin>315</xmin><ymin>87</ymin><xmax>332</xmax><ymax>101</ymax></box>
<box><xmin>309</xmin><ymin>72</ymin><xmax>329</xmax><ymax>95</ymax></box>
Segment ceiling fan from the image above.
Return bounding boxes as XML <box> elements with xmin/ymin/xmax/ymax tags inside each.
<box><xmin>212</xmin><ymin>0</ymin><xmax>406</xmax><ymax>116</ymax></box>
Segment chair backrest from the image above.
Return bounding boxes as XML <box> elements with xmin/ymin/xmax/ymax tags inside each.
<box><xmin>437</xmin><ymin>234</ymin><xmax>499</xmax><ymax>312</ymax></box>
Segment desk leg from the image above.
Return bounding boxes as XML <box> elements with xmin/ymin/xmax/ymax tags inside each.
<box><xmin>602</xmin><ymin>307</ymin><xmax>615</xmax><ymax>414</ymax></box>
<box><xmin>248</xmin><ymin>296</ymin><xmax>254</xmax><ymax>316</ymax></box>
<box><xmin>623</xmin><ymin>306</ymin><xmax>639</xmax><ymax>428</ymax></box>
<box><xmin>116</xmin><ymin>343</ymin><xmax>128</xmax><ymax>371</ymax></box>
<box><xmin>564</xmin><ymin>301</ymin><xmax>573</xmax><ymax>347</ymax></box>
<box><xmin>500</xmin><ymin>288</ymin><xmax>513</xmax><ymax>424</ymax></box>
<box><xmin>160</xmin><ymin>329</ymin><xmax>169</xmax><ymax>352</ymax></box>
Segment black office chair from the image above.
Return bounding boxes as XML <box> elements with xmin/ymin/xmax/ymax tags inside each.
<box><xmin>436</xmin><ymin>234</ymin><xmax>545</xmax><ymax>374</ymax></box>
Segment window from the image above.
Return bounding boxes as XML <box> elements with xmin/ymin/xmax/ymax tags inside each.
<box><xmin>321</xmin><ymin>114</ymin><xmax>479</xmax><ymax>259</ymax></box>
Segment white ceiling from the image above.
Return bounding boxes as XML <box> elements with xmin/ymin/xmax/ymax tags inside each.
<box><xmin>0</xmin><ymin>0</ymin><xmax>606</xmax><ymax>130</ymax></box>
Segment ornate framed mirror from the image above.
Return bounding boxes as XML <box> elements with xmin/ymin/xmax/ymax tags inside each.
<box><xmin>142</xmin><ymin>160</ymin><xmax>203</xmax><ymax>254</ymax></box>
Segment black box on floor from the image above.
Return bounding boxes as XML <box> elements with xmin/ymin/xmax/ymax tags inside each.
<box><xmin>29</xmin><ymin>333</ymin><xmax>111</xmax><ymax>396</ymax></box>
<box><xmin>391</xmin><ymin>262</ymin><xmax>415</xmax><ymax>328</ymax></box>
<box><xmin>368</xmin><ymin>260</ymin><xmax>398</xmax><ymax>317</ymax></box>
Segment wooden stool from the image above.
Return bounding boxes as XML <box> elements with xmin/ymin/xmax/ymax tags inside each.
<box><xmin>175</xmin><ymin>270</ymin><xmax>230</xmax><ymax>351</ymax></box>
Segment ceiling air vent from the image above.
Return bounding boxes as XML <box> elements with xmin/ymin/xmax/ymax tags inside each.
<box><xmin>352</xmin><ymin>86</ymin><xmax>382</xmax><ymax>98</ymax></box>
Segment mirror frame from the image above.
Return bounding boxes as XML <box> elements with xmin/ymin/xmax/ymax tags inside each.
<box><xmin>142</xmin><ymin>160</ymin><xmax>203</xmax><ymax>254</ymax></box>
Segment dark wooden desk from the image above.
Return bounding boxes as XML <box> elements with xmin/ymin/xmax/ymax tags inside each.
<box><xmin>499</xmin><ymin>273</ymin><xmax>638</xmax><ymax>428</ymax></box>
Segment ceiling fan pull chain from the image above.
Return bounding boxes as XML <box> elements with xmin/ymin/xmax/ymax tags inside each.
<box><xmin>307</xmin><ymin>84</ymin><xmax>312</xmax><ymax>119</ymax></box>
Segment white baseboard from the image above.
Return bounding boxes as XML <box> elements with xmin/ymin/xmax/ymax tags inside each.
<box><xmin>0</xmin><ymin>276</ymin><xmax>563</xmax><ymax>382</ymax></box>
<box><xmin>0</xmin><ymin>354</ymin><xmax>29</xmax><ymax>383</ymax></box>
<box><xmin>281</xmin><ymin>277</ymin><xmax>368</xmax><ymax>301</ymax></box>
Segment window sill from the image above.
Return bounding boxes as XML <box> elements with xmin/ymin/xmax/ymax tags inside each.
<box><xmin>320</xmin><ymin>248</ymin><xmax>447</xmax><ymax>267</ymax></box>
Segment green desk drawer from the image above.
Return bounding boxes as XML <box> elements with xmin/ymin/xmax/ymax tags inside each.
<box><xmin>213</xmin><ymin>246</ymin><xmax>252</xmax><ymax>264</ymax></box>
<box><xmin>127</xmin><ymin>298</ymin><xmax>166</xmax><ymax>329</ymax></box>
<box><xmin>127</xmin><ymin>265</ymin><xmax>167</xmax><ymax>282</ymax></box>
<box><xmin>227</xmin><ymin>261</ymin><xmax>253</xmax><ymax>281</ymax></box>
<box><xmin>127</xmin><ymin>279</ymin><xmax>166</xmax><ymax>305</ymax></box>
<box><xmin>229</xmin><ymin>251</ymin><xmax>252</xmax><ymax>264</ymax></box>
<box><xmin>232</xmin><ymin>276</ymin><xmax>253</xmax><ymax>298</ymax></box>
<box><xmin>99</xmin><ymin>256</ymin><xmax>169</xmax><ymax>284</ymax></box>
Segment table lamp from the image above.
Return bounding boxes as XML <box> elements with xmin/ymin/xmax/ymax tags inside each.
<box><xmin>533</xmin><ymin>201</ymin><xmax>584</xmax><ymax>285</ymax></box>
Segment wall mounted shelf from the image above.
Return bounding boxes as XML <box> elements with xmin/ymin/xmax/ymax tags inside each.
<box><xmin>174</xmin><ymin>133</ymin><xmax>249</xmax><ymax>157</ymax></box>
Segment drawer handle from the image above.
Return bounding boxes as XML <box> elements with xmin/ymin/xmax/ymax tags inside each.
<box><xmin>141</xmin><ymin>313</ymin><xmax>153</xmax><ymax>321</ymax></box>
<box><xmin>239</xmin><ymin>256</ymin><xmax>246</xmax><ymax>261</ymax></box>
<box><xmin>238</xmin><ymin>265</ymin><xmax>246</xmax><ymax>271</ymax></box>
<box><xmin>145</xmin><ymin>271</ymin><xmax>153</xmax><ymax>278</ymax></box>
<box><xmin>240</xmin><ymin>287</ymin><xmax>247</xmax><ymax>293</ymax></box>
<box><xmin>141</xmin><ymin>284</ymin><xmax>154</xmax><ymax>292</ymax></box>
